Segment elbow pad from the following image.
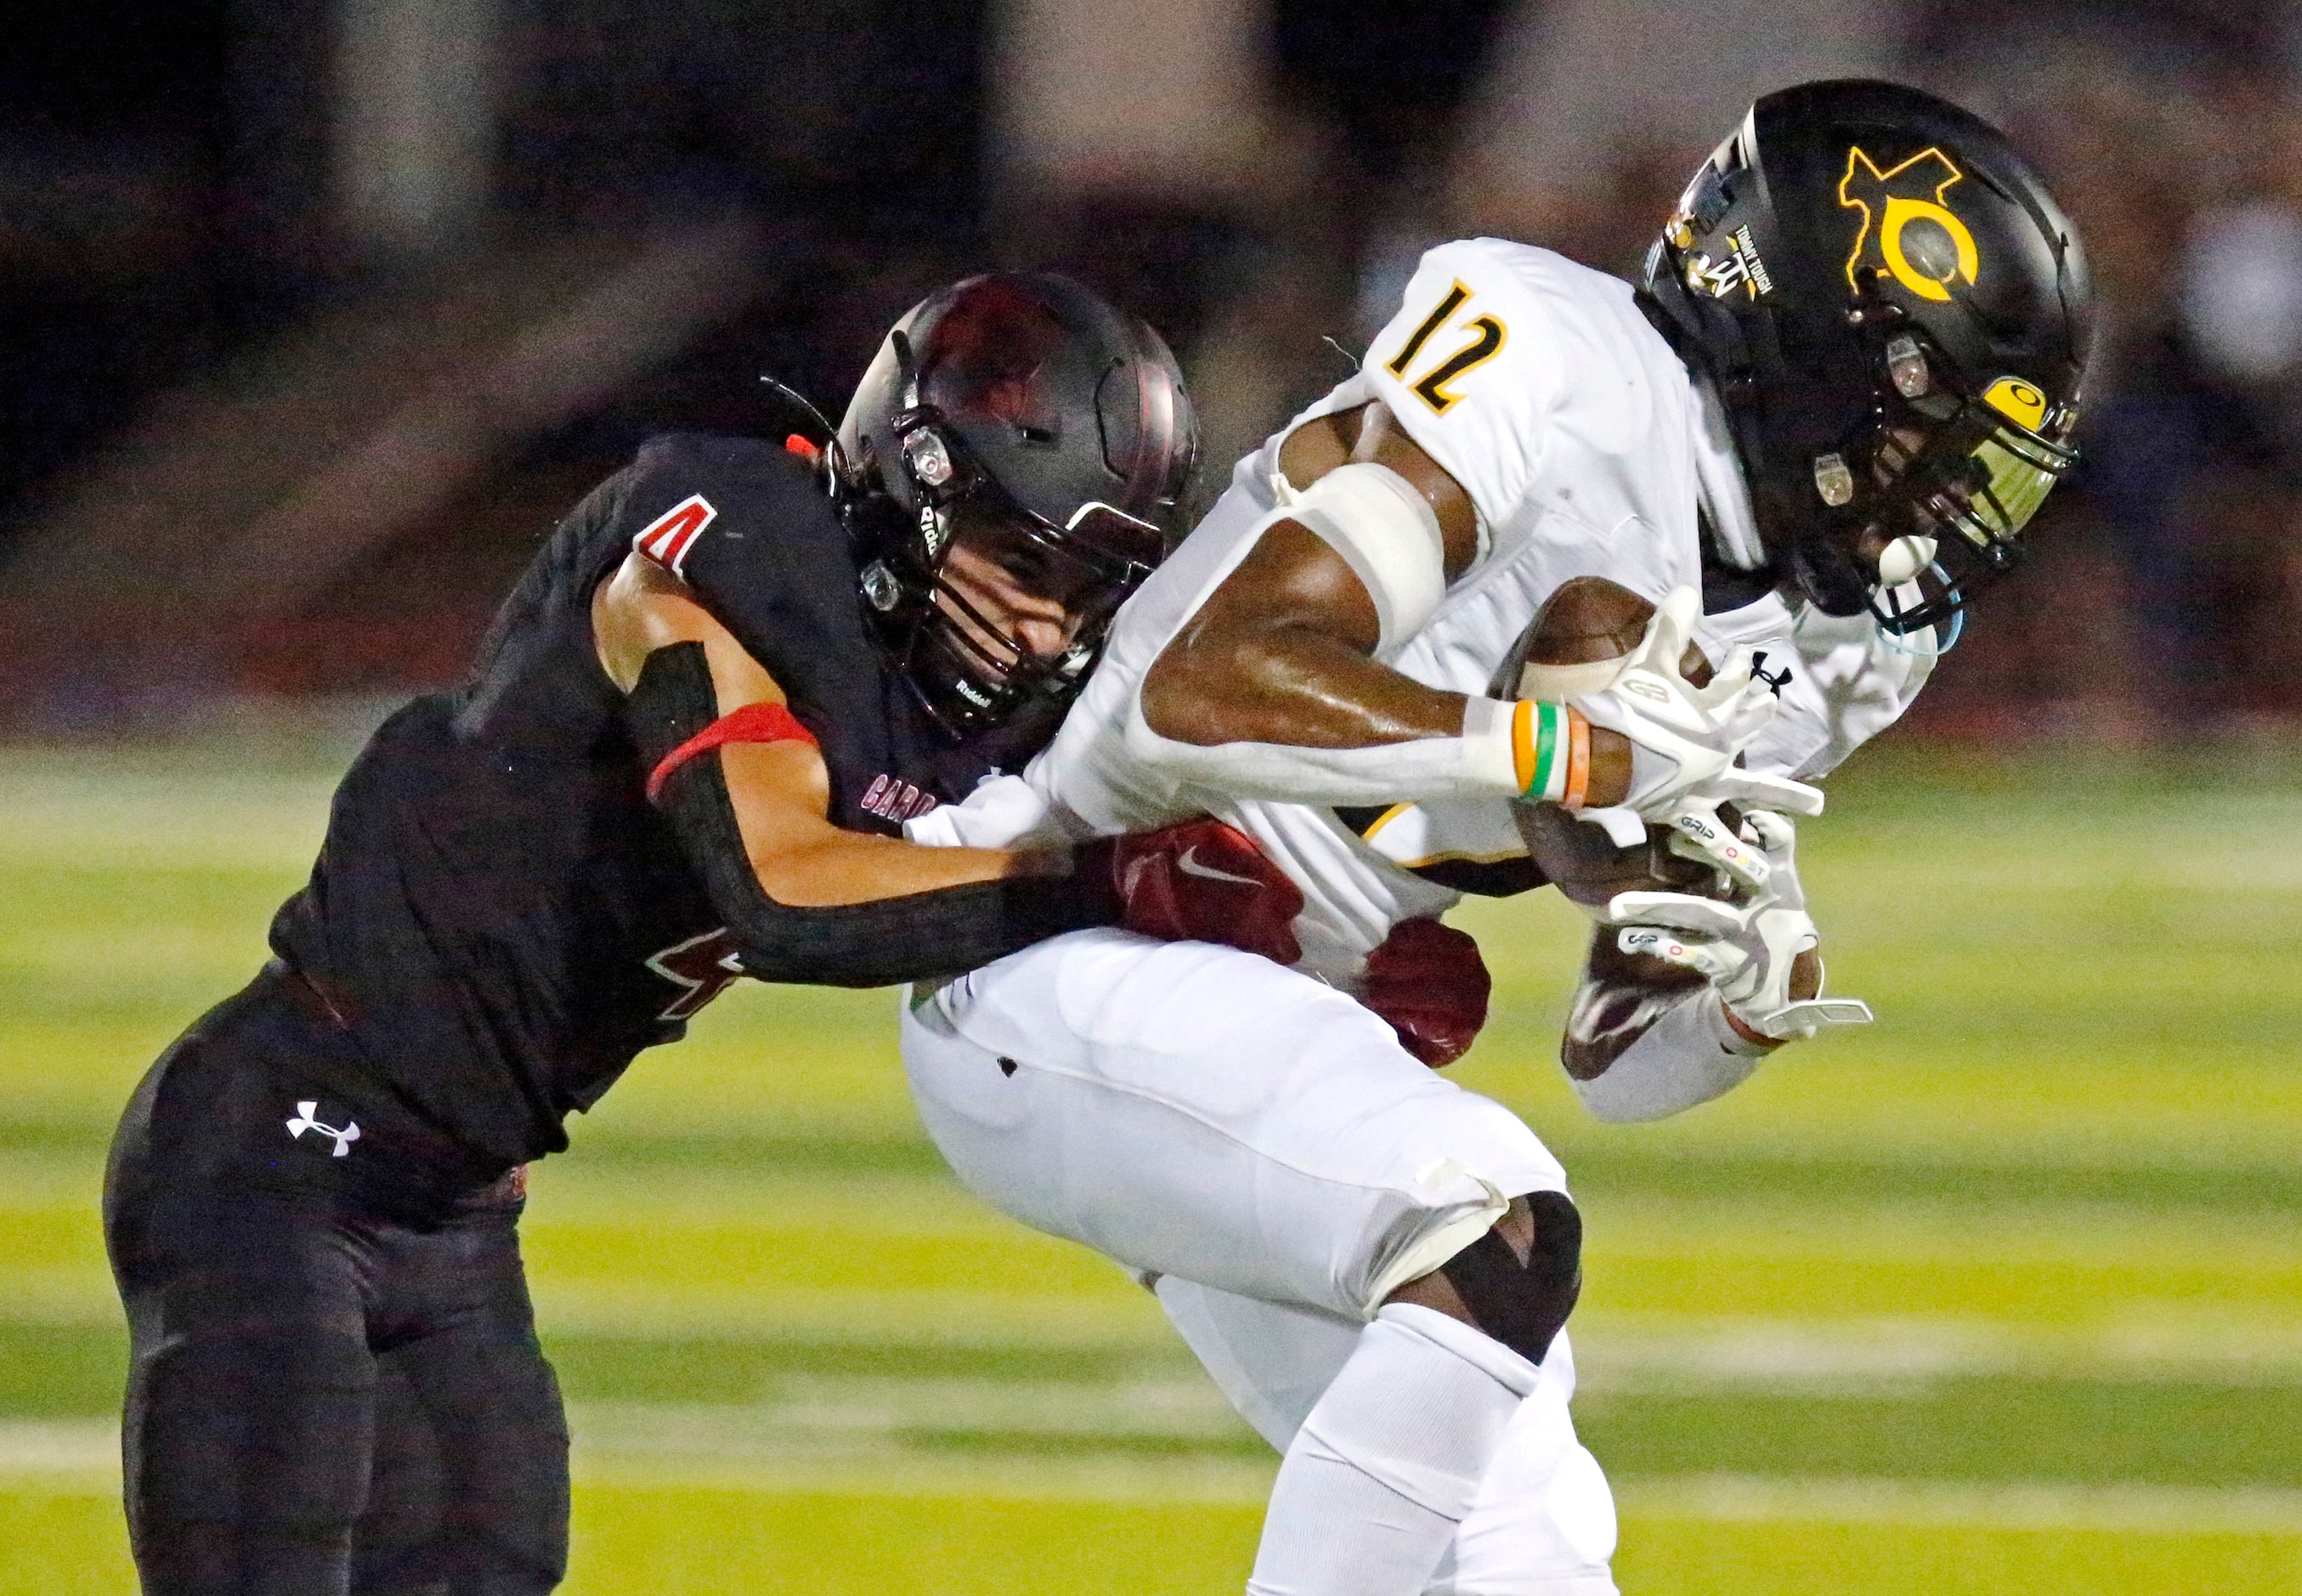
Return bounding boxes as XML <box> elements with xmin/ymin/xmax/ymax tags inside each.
<box><xmin>627</xmin><ymin>645</ymin><xmax>1117</xmax><ymax>988</ymax></box>
<box><xmin>1567</xmin><ymin>985</ymin><xmax>1764</xmax><ymax>1123</ymax></box>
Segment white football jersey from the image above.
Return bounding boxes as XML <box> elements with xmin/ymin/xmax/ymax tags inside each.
<box><xmin>964</xmin><ymin>238</ymin><xmax>1934</xmax><ymax>986</ymax></box>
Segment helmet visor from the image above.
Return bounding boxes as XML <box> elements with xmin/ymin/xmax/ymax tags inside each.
<box><xmin>1057</xmin><ymin>500</ymin><xmax>1169</xmax><ymax>572</ymax></box>
<box><xmin>1903</xmin><ymin>376</ymin><xmax>2074</xmax><ymax>551</ymax></box>
<box><xmin>1867</xmin><ymin>379</ymin><xmax>2077</xmax><ymax>635</ymax></box>
<box><xmin>1933</xmin><ymin>427</ymin><xmax>2062</xmax><ymax>547</ymax></box>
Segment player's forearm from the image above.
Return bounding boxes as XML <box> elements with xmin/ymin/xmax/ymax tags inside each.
<box><xmin>747</xmin><ymin>826</ymin><xmax>1057</xmax><ymax>908</ymax></box>
<box><xmin>1148</xmin><ymin>620</ymin><xmax>1462</xmax><ymax>747</ymax></box>
<box><xmin>627</xmin><ymin>642</ymin><xmax>1116</xmax><ymax>986</ymax></box>
<box><xmin>1137</xmin><ymin>624</ymin><xmax>1632</xmax><ymax>806</ymax></box>
<box><xmin>659</xmin><ymin>756</ymin><xmax>1115</xmax><ymax>988</ymax></box>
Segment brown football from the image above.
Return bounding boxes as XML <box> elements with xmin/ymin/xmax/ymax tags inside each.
<box><xmin>1505</xmin><ymin>578</ymin><xmax>1724</xmax><ymax>913</ymax></box>
<box><xmin>1517</xmin><ymin>575</ymin><xmax>1662</xmax><ymax>676</ymax></box>
<box><xmin>1506</xmin><ymin>580</ymin><xmax>1824</xmax><ymax>1079</ymax></box>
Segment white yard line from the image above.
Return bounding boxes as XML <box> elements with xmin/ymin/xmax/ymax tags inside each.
<box><xmin>1619</xmin><ymin>1474</ymin><xmax>2302</xmax><ymax>1537</ymax></box>
<box><xmin>14</xmin><ymin>1280</ymin><xmax>2302</xmax><ymax>1391</ymax></box>
<box><xmin>8</xmin><ymin>1416</ymin><xmax>2297</xmax><ymax>1536</ymax></box>
<box><xmin>1570</xmin><ymin>1311</ymin><xmax>2302</xmax><ymax>1390</ymax></box>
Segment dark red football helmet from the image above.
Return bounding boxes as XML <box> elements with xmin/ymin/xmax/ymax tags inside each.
<box><xmin>833</xmin><ymin>273</ymin><xmax>1197</xmax><ymax>737</ymax></box>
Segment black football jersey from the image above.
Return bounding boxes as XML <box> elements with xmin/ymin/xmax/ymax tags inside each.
<box><xmin>263</xmin><ymin>433</ymin><xmax>1031</xmax><ymax>1177</ymax></box>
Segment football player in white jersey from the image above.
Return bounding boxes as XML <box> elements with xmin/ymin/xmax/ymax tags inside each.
<box><xmin>900</xmin><ymin>81</ymin><xmax>2090</xmax><ymax>1596</ymax></box>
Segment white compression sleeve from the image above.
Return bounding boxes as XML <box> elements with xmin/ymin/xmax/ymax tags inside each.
<box><xmin>1284</xmin><ymin>461</ymin><xmax>1448</xmax><ymax>660</ymax></box>
<box><xmin>1124</xmin><ymin>688</ymin><xmax>1524</xmax><ymax>806</ymax></box>
<box><xmin>1437</xmin><ymin>1379</ymin><xmax>1620</xmax><ymax>1596</ymax></box>
<box><xmin>1248</xmin><ymin>1305</ymin><xmax>1537</xmax><ymax>1596</ymax></box>
<box><xmin>1572</xmin><ymin>989</ymin><xmax>1767</xmax><ymax>1123</ymax></box>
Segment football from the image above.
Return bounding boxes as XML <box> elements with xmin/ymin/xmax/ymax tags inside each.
<box><xmin>1506</xmin><ymin>578</ymin><xmax>1727</xmax><ymax>914</ymax></box>
<box><xmin>1511</xmin><ymin>574</ymin><xmax>1664</xmax><ymax>694</ymax></box>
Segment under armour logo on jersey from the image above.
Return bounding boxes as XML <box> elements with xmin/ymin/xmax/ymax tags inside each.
<box><xmin>286</xmin><ymin>1101</ymin><xmax>360</xmax><ymax>1157</ymax></box>
<box><xmin>633</xmin><ymin>494</ymin><xmax>716</xmax><ymax>578</ymax></box>
<box><xmin>1752</xmin><ymin>652</ymin><xmax>1792</xmax><ymax>696</ymax></box>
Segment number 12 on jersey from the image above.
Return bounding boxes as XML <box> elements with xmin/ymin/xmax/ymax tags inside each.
<box><xmin>1385</xmin><ymin>280</ymin><xmax>1507</xmax><ymax>415</ymax></box>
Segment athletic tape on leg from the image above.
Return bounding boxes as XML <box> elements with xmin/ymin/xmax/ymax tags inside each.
<box><xmin>1437</xmin><ymin>1191</ymin><xmax>1582</xmax><ymax>1364</ymax></box>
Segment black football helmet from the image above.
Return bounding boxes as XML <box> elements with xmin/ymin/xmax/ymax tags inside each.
<box><xmin>1642</xmin><ymin>80</ymin><xmax>2093</xmax><ymax>634</ymax></box>
<box><xmin>832</xmin><ymin>272</ymin><xmax>1197</xmax><ymax>737</ymax></box>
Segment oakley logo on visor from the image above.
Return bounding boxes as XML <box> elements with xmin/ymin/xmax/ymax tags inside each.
<box><xmin>1982</xmin><ymin>376</ymin><xmax>2049</xmax><ymax>431</ymax></box>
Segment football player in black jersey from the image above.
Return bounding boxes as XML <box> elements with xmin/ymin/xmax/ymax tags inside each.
<box><xmin>102</xmin><ymin>274</ymin><xmax>1270</xmax><ymax>1595</ymax></box>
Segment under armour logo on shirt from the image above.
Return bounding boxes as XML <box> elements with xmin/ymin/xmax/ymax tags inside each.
<box><xmin>286</xmin><ymin>1101</ymin><xmax>361</xmax><ymax>1157</ymax></box>
<box><xmin>1752</xmin><ymin>652</ymin><xmax>1793</xmax><ymax>696</ymax></box>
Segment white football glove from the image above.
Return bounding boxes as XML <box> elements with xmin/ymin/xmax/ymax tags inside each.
<box><xmin>1660</xmin><ymin>801</ymin><xmax>1773</xmax><ymax>894</ymax></box>
<box><xmin>1572</xmin><ymin>588</ymin><xmax>1826</xmax><ymax>829</ymax></box>
<box><xmin>1605</xmin><ymin>811</ymin><xmax>1873</xmax><ymax>1044</ymax></box>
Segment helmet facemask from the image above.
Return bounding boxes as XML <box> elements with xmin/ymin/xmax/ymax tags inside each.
<box><xmin>1819</xmin><ymin>328</ymin><xmax>2080</xmax><ymax>637</ymax></box>
<box><xmin>857</xmin><ymin>336</ymin><xmax>1168</xmax><ymax>736</ymax></box>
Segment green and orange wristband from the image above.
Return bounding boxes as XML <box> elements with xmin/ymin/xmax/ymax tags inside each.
<box><xmin>1510</xmin><ymin>700</ymin><xmax>1590</xmax><ymax>808</ymax></box>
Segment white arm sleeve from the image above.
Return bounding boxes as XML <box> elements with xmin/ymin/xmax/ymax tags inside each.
<box><xmin>1284</xmin><ymin>461</ymin><xmax>1448</xmax><ymax>659</ymax></box>
<box><xmin>1572</xmin><ymin>989</ymin><xmax>1768</xmax><ymax>1123</ymax></box>
<box><xmin>1123</xmin><ymin>691</ymin><xmax>1524</xmax><ymax>806</ymax></box>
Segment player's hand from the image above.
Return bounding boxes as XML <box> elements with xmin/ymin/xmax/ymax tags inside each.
<box><xmin>1660</xmin><ymin>802</ymin><xmax>1773</xmax><ymax>894</ymax></box>
<box><xmin>1362</xmin><ymin>916</ymin><xmax>1490</xmax><ymax>1068</ymax></box>
<box><xmin>1571</xmin><ymin>588</ymin><xmax>1824</xmax><ymax>823</ymax></box>
<box><xmin>1106</xmin><ymin>818</ymin><xmax>1304</xmax><ymax>965</ymax></box>
<box><xmin>1603</xmin><ymin>812</ymin><xmax>1871</xmax><ymax>1044</ymax></box>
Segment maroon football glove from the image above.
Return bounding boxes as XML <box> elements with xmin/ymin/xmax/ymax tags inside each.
<box><xmin>1363</xmin><ymin>917</ymin><xmax>1492</xmax><ymax>1068</ymax></box>
<box><xmin>1105</xmin><ymin>818</ymin><xmax>1304</xmax><ymax>966</ymax></box>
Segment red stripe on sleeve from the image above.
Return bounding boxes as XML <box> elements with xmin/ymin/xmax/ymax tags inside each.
<box><xmin>646</xmin><ymin>701</ymin><xmax>819</xmax><ymax>804</ymax></box>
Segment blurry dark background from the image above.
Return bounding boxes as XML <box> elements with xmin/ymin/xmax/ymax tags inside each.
<box><xmin>4</xmin><ymin>0</ymin><xmax>2300</xmax><ymax>741</ymax></box>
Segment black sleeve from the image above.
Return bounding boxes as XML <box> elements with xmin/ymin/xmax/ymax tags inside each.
<box><xmin>627</xmin><ymin>644</ymin><xmax>1119</xmax><ymax>988</ymax></box>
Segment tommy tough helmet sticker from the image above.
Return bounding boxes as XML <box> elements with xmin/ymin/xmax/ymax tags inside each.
<box><xmin>1838</xmin><ymin>146</ymin><xmax>1981</xmax><ymax>303</ymax></box>
<box><xmin>1685</xmin><ymin>223</ymin><xmax>1775</xmax><ymax>301</ymax></box>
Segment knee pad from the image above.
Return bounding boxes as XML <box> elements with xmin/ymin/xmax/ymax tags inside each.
<box><xmin>1437</xmin><ymin>1190</ymin><xmax>1582</xmax><ymax>1364</ymax></box>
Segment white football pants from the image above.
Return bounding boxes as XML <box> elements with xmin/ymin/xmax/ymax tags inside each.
<box><xmin>898</xmin><ymin>929</ymin><xmax>1617</xmax><ymax>1595</ymax></box>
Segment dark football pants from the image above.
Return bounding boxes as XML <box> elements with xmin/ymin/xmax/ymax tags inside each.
<box><xmin>105</xmin><ymin>1178</ymin><xmax>569</xmax><ymax>1596</ymax></box>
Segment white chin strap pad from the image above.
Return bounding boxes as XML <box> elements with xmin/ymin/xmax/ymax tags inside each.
<box><xmin>1275</xmin><ymin>461</ymin><xmax>1448</xmax><ymax>659</ymax></box>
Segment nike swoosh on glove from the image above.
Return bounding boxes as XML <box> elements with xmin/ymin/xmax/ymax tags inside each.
<box><xmin>1362</xmin><ymin>916</ymin><xmax>1492</xmax><ymax>1068</ymax></box>
<box><xmin>1108</xmin><ymin>818</ymin><xmax>1305</xmax><ymax>965</ymax></box>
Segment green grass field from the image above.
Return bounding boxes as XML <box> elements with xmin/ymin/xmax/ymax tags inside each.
<box><xmin>2</xmin><ymin>736</ymin><xmax>2299</xmax><ymax>1593</ymax></box>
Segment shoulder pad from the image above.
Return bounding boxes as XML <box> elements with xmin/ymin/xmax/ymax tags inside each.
<box><xmin>1365</xmin><ymin>241</ymin><xmax>1677</xmax><ymax>539</ymax></box>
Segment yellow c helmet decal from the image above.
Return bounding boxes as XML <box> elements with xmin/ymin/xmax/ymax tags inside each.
<box><xmin>1839</xmin><ymin>145</ymin><xmax>1982</xmax><ymax>303</ymax></box>
<box><xmin>1982</xmin><ymin>376</ymin><xmax>2048</xmax><ymax>431</ymax></box>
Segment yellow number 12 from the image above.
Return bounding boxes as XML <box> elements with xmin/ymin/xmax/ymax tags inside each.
<box><xmin>1384</xmin><ymin>280</ymin><xmax>1507</xmax><ymax>415</ymax></box>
